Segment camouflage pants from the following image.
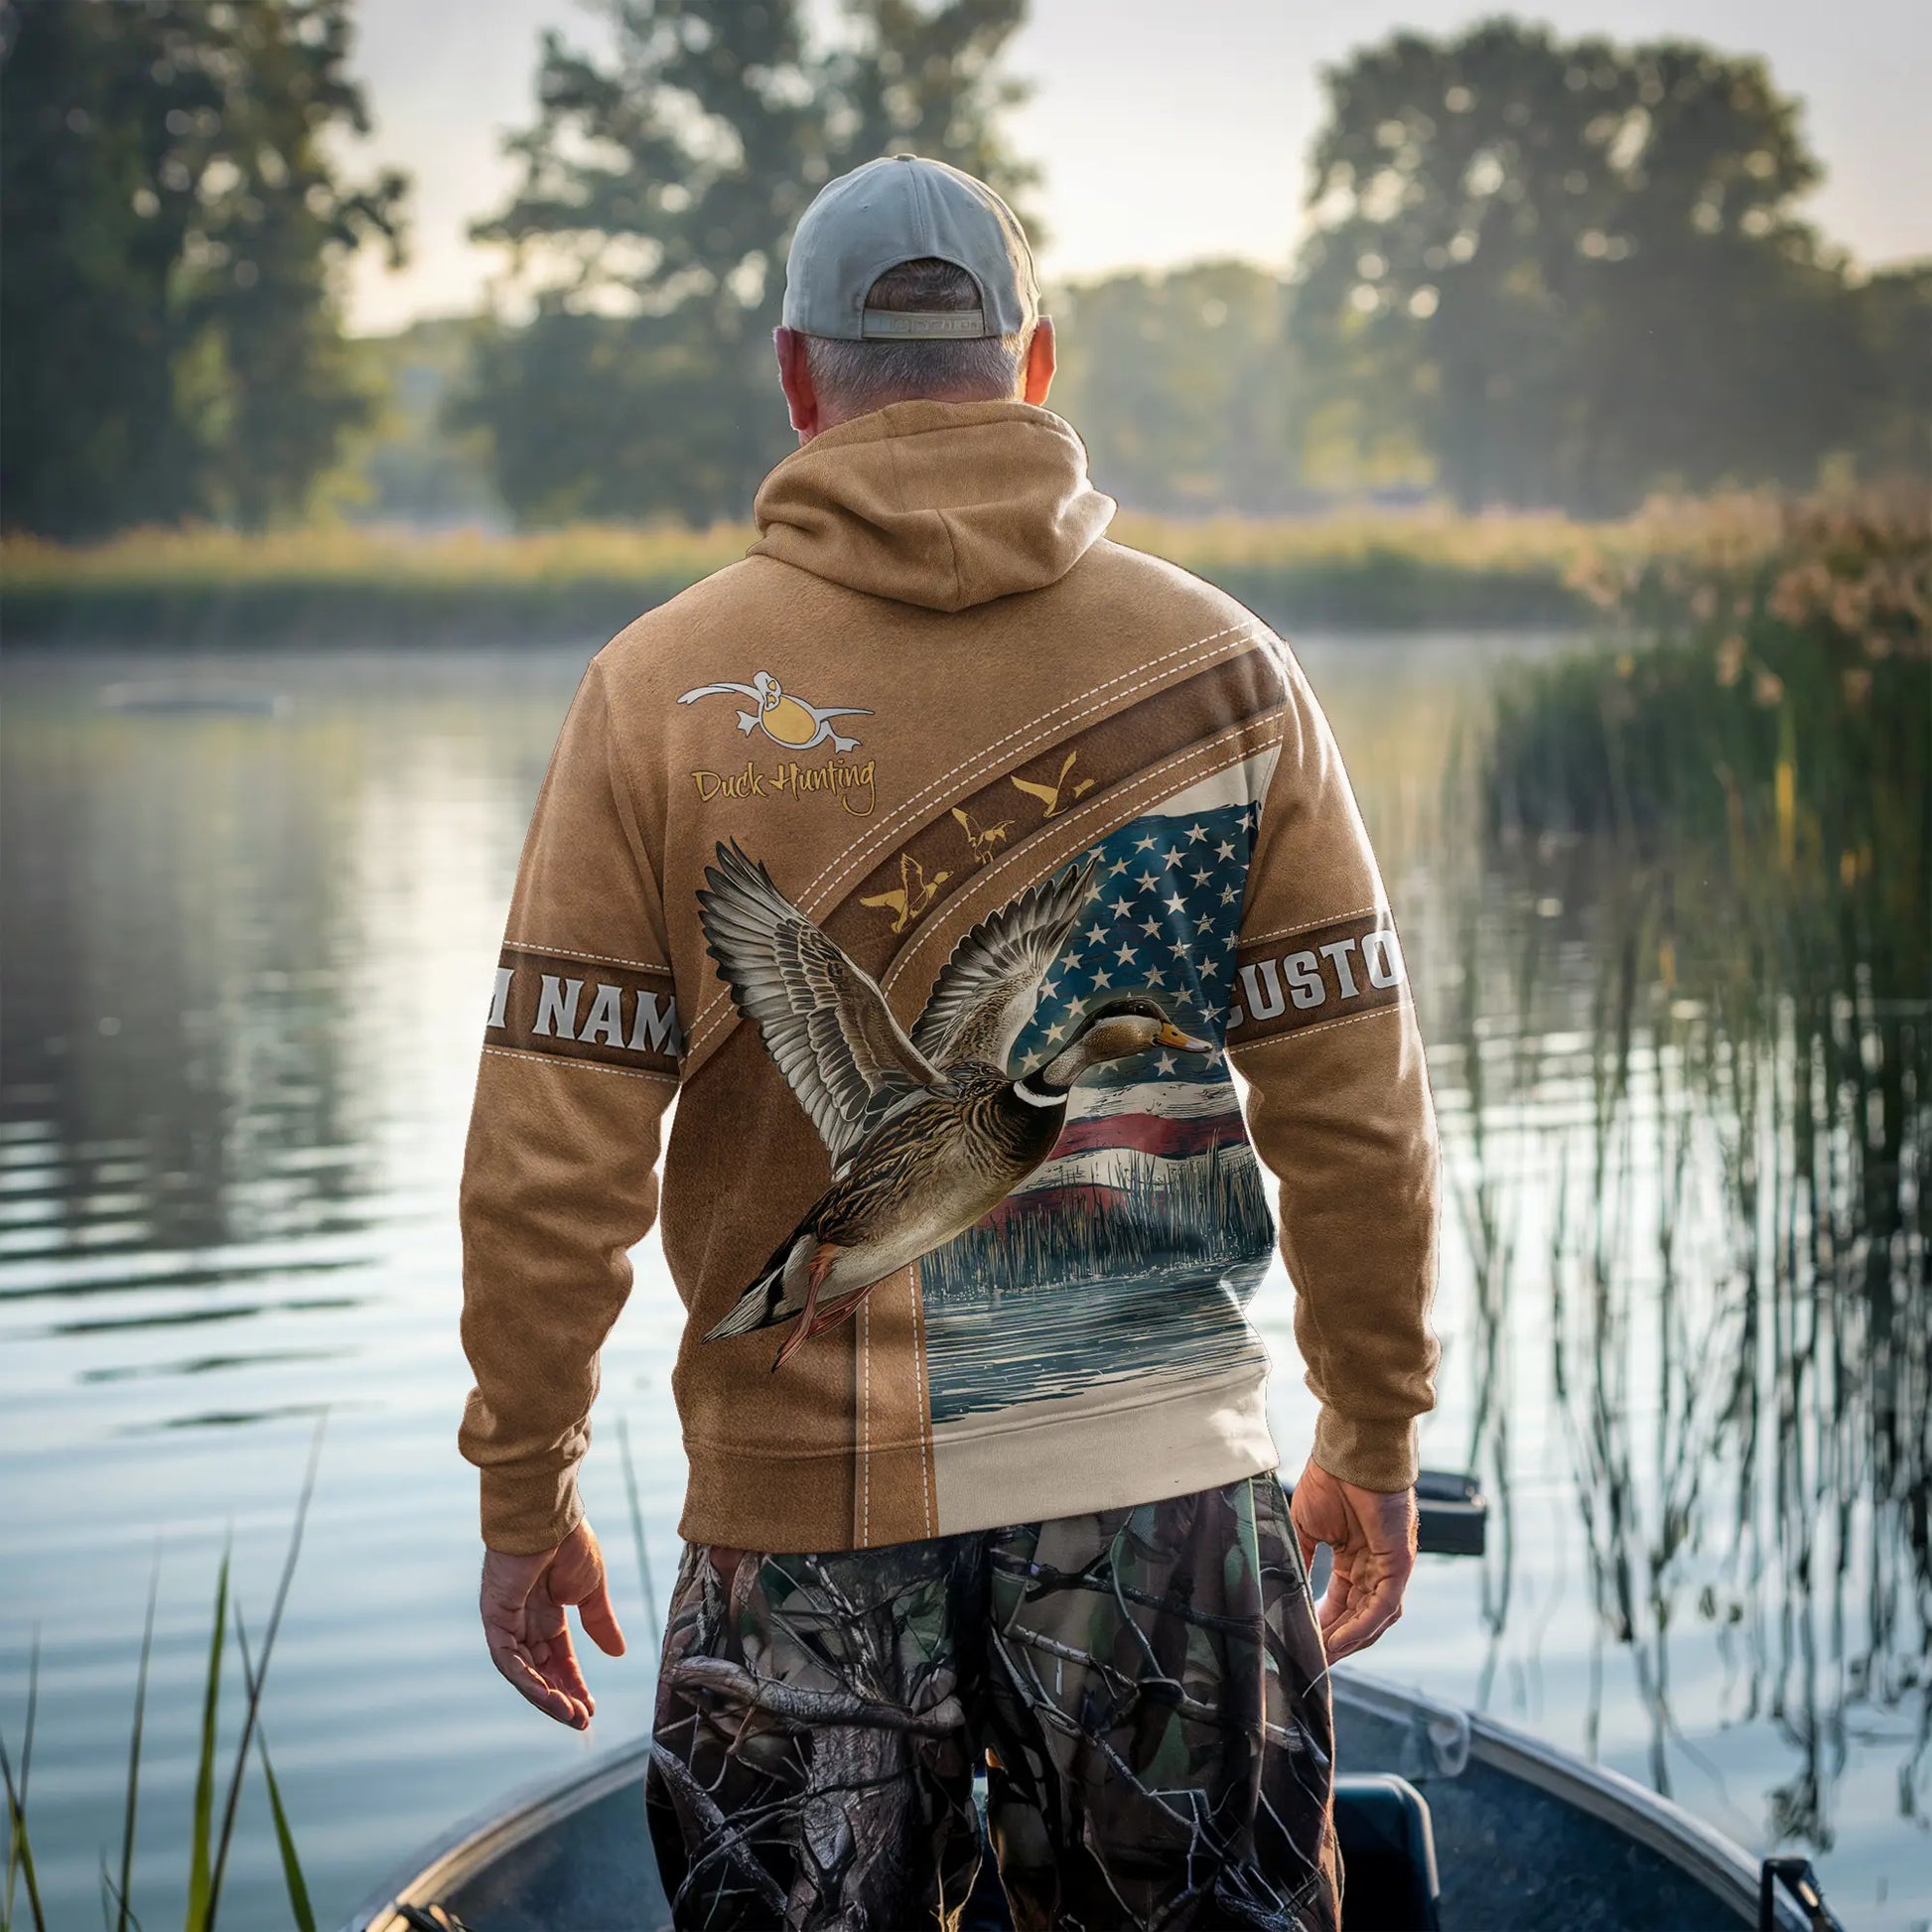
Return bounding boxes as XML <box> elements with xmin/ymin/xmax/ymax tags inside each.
<box><xmin>644</xmin><ymin>1474</ymin><xmax>1340</xmax><ymax>1931</ymax></box>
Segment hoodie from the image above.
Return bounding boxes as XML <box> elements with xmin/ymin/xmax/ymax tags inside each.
<box><xmin>459</xmin><ymin>400</ymin><xmax>1440</xmax><ymax>1556</ymax></box>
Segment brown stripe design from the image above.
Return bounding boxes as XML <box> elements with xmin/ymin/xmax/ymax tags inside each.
<box><xmin>679</xmin><ymin>627</ymin><xmax>1275</xmax><ymax>1072</ymax></box>
<box><xmin>1224</xmin><ymin>910</ymin><xmax>1407</xmax><ymax>1049</ymax></box>
<box><xmin>878</xmin><ymin>715</ymin><xmax>1284</xmax><ymax>1009</ymax></box>
<box><xmin>818</xmin><ymin>648</ymin><xmax>1281</xmax><ymax>990</ymax></box>
<box><xmin>487</xmin><ymin>946</ymin><xmax>681</xmax><ymax>1076</ymax></box>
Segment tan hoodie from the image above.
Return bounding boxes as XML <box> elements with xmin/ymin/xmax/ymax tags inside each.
<box><xmin>459</xmin><ymin>400</ymin><xmax>1440</xmax><ymax>1557</ymax></box>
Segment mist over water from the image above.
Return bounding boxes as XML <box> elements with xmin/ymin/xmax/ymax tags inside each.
<box><xmin>1</xmin><ymin>633</ymin><xmax>1924</xmax><ymax>1929</ymax></box>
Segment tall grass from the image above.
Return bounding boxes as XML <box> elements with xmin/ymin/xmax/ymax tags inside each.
<box><xmin>0</xmin><ymin>1423</ymin><xmax>326</xmax><ymax>1932</ymax></box>
<box><xmin>0</xmin><ymin>498</ymin><xmax>1788</xmax><ymax>641</ymax></box>
<box><xmin>920</xmin><ymin>1143</ymin><xmax>1273</xmax><ymax>1301</ymax></box>
<box><xmin>1445</xmin><ymin>490</ymin><xmax>1930</xmax><ymax>1839</ymax></box>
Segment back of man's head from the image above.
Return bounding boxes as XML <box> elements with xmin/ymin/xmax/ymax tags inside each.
<box><xmin>777</xmin><ymin>156</ymin><xmax>1049</xmax><ymax>437</ymax></box>
<box><xmin>803</xmin><ymin>257</ymin><xmax>1029</xmax><ymax>417</ymax></box>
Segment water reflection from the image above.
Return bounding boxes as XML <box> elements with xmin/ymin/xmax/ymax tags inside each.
<box><xmin>1404</xmin><ymin>609</ymin><xmax>1930</xmax><ymax>1872</ymax></box>
<box><xmin>0</xmin><ymin>636</ymin><xmax>1925</xmax><ymax>1928</ymax></box>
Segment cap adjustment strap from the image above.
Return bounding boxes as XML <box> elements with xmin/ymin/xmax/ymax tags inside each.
<box><xmin>858</xmin><ymin>308</ymin><xmax>991</xmax><ymax>340</ymax></box>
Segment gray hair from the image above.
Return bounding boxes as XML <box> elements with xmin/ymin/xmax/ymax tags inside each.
<box><xmin>802</xmin><ymin>258</ymin><xmax>1028</xmax><ymax>416</ymax></box>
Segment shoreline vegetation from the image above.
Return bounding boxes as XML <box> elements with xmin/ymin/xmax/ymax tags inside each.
<box><xmin>0</xmin><ymin>500</ymin><xmax>1786</xmax><ymax>645</ymax></box>
<box><xmin>1451</xmin><ymin>491</ymin><xmax>1928</xmax><ymax>1813</ymax></box>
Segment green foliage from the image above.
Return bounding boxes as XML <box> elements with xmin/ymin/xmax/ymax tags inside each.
<box><xmin>185</xmin><ymin>1550</ymin><xmax>227</xmax><ymax>1931</ymax></box>
<box><xmin>1484</xmin><ymin>490</ymin><xmax>1929</xmax><ymax>1264</ymax></box>
<box><xmin>1292</xmin><ymin>21</ymin><xmax>1925</xmax><ymax>513</ymax></box>
<box><xmin>0</xmin><ymin>0</ymin><xmax>406</xmax><ymax>537</ymax></box>
<box><xmin>1468</xmin><ymin>497</ymin><xmax>1931</xmax><ymax>1753</ymax></box>
<box><xmin>339</xmin><ymin>320</ymin><xmax>503</xmax><ymax>525</ymax></box>
<box><xmin>0</xmin><ymin>1632</ymin><xmax>45</xmax><ymax>1932</ymax></box>
<box><xmin>460</xmin><ymin>0</ymin><xmax>1034</xmax><ymax>525</ymax></box>
<box><xmin>113</xmin><ymin>1579</ymin><xmax>159</xmax><ymax>1932</ymax></box>
<box><xmin>0</xmin><ymin>1431</ymin><xmax>322</xmax><ymax>1932</ymax></box>
<box><xmin>1</xmin><ymin>503</ymin><xmax>1652</xmax><ymax>640</ymax></box>
<box><xmin>1049</xmin><ymin>262</ymin><xmax>1308</xmax><ymax>514</ymax></box>
<box><xmin>252</xmin><ymin>1735</ymin><xmax>314</xmax><ymax>1932</ymax></box>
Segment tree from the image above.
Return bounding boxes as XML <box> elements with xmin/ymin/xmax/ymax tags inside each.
<box><xmin>464</xmin><ymin>0</ymin><xmax>1034</xmax><ymax>527</ymax></box>
<box><xmin>1850</xmin><ymin>265</ymin><xmax>1932</xmax><ymax>479</ymax></box>
<box><xmin>1049</xmin><ymin>262</ymin><xmax>1305</xmax><ymax>515</ymax></box>
<box><xmin>0</xmin><ymin>0</ymin><xmax>405</xmax><ymax>537</ymax></box>
<box><xmin>1289</xmin><ymin>21</ymin><xmax>1894</xmax><ymax>514</ymax></box>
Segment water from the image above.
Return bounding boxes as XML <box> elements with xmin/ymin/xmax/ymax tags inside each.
<box><xmin>2</xmin><ymin>635</ymin><xmax>1925</xmax><ymax>1930</ymax></box>
<box><xmin>924</xmin><ymin>1260</ymin><xmax>1271</xmax><ymax>1423</ymax></box>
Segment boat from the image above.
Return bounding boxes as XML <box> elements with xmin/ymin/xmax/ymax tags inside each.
<box><xmin>98</xmin><ymin>680</ymin><xmax>290</xmax><ymax>716</ymax></box>
<box><xmin>342</xmin><ymin>1476</ymin><xmax>1842</xmax><ymax>1932</ymax></box>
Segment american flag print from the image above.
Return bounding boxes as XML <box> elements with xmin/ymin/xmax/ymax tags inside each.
<box><xmin>920</xmin><ymin>757</ymin><xmax>1280</xmax><ymax>1430</ymax></box>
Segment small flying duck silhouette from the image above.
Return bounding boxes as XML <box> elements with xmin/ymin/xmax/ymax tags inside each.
<box><xmin>678</xmin><ymin>671</ymin><xmax>871</xmax><ymax>753</ymax></box>
<box><xmin>861</xmin><ymin>852</ymin><xmax>951</xmax><ymax>932</ymax></box>
<box><xmin>1011</xmin><ymin>750</ymin><xmax>1095</xmax><ymax>819</ymax></box>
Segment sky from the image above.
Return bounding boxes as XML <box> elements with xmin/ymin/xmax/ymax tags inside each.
<box><xmin>340</xmin><ymin>0</ymin><xmax>1932</xmax><ymax>336</ymax></box>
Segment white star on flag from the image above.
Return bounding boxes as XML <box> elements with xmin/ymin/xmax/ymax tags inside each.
<box><xmin>1010</xmin><ymin>794</ymin><xmax>1260</xmax><ymax>1087</ymax></box>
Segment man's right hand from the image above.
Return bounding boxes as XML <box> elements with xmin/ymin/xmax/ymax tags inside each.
<box><xmin>1288</xmin><ymin>1458</ymin><xmax>1418</xmax><ymax>1662</ymax></box>
<box><xmin>480</xmin><ymin>1519</ymin><xmax>626</xmax><ymax>1729</ymax></box>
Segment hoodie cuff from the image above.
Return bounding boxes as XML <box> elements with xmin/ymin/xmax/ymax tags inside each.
<box><xmin>480</xmin><ymin>1465</ymin><xmax>586</xmax><ymax>1558</ymax></box>
<box><xmin>1312</xmin><ymin>1408</ymin><xmax>1420</xmax><ymax>1494</ymax></box>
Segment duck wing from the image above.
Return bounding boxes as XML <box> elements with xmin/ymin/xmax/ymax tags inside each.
<box><xmin>699</xmin><ymin>841</ymin><xmax>939</xmax><ymax>1163</ymax></box>
<box><xmin>911</xmin><ymin>858</ymin><xmax>1097</xmax><ymax>1072</ymax></box>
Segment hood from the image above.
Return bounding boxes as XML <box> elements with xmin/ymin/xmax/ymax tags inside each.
<box><xmin>749</xmin><ymin>400</ymin><xmax>1116</xmax><ymax>614</ymax></box>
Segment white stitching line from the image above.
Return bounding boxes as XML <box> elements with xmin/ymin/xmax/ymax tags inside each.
<box><xmin>686</xmin><ymin>624</ymin><xmax>1261</xmax><ymax>1055</ymax></box>
<box><xmin>880</xmin><ymin>724</ymin><xmax>1284</xmax><ymax>995</ymax></box>
<box><xmin>909</xmin><ymin>1269</ymin><xmax>933</xmax><ymax>1539</ymax></box>
<box><xmin>507</xmin><ymin>942</ymin><xmax>674</xmax><ymax>976</ymax></box>
<box><xmin>793</xmin><ymin>620</ymin><xmax>1260</xmax><ymax>903</ymax></box>
<box><xmin>859</xmin><ymin>1296</ymin><xmax>872</xmax><ymax>1547</ymax></box>
<box><xmin>880</xmin><ymin>722</ymin><xmax>1287</xmax><ymax>997</ymax></box>
<box><xmin>1223</xmin><ymin>999</ymin><xmax>1408</xmax><ymax>1054</ymax></box>
<box><xmin>683</xmin><ymin>621</ymin><xmax>1267</xmax><ymax>1059</ymax></box>
<box><xmin>482</xmin><ymin>1044</ymin><xmax>679</xmax><ymax>1084</ymax></box>
<box><xmin>1239</xmin><ymin>904</ymin><xmax>1388</xmax><ymax>949</ymax></box>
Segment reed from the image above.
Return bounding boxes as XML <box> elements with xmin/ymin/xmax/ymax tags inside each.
<box><xmin>1</xmin><ymin>1634</ymin><xmax>44</xmax><ymax>1932</ymax></box>
<box><xmin>1443</xmin><ymin>489</ymin><xmax>1931</xmax><ymax>1840</ymax></box>
<box><xmin>0</xmin><ymin>499</ymin><xmax>1779</xmax><ymax>642</ymax></box>
<box><xmin>919</xmin><ymin>1143</ymin><xmax>1272</xmax><ymax>1301</ymax></box>
<box><xmin>0</xmin><ymin>1425</ymin><xmax>326</xmax><ymax>1932</ymax></box>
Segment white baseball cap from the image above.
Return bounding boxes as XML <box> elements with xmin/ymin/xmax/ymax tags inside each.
<box><xmin>781</xmin><ymin>154</ymin><xmax>1039</xmax><ymax>342</ymax></box>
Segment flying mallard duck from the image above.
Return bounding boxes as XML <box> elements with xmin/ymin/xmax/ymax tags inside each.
<box><xmin>697</xmin><ymin>840</ymin><xmax>1210</xmax><ymax>1368</ymax></box>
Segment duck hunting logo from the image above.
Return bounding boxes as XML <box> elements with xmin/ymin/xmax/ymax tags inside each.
<box><xmin>697</xmin><ymin>841</ymin><xmax>1209</xmax><ymax>1369</ymax></box>
<box><xmin>680</xmin><ymin>671</ymin><xmax>877</xmax><ymax>816</ymax></box>
<box><xmin>679</xmin><ymin>671</ymin><xmax>870</xmax><ymax>753</ymax></box>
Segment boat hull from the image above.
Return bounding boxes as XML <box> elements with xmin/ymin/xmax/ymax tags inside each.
<box><xmin>342</xmin><ymin>1671</ymin><xmax>1806</xmax><ymax>1931</ymax></box>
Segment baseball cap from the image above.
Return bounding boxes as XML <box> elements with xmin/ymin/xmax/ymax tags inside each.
<box><xmin>781</xmin><ymin>154</ymin><xmax>1039</xmax><ymax>343</ymax></box>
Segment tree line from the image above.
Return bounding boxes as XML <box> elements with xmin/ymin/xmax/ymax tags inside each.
<box><xmin>0</xmin><ymin>0</ymin><xmax>405</xmax><ymax>538</ymax></box>
<box><xmin>2</xmin><ymin>0</ymin><xmax>1924</xmax><ymax>539</ymax></box>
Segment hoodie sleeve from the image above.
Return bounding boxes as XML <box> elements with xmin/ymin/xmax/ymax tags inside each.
<box><xmin>1228</xmin><ymin>640</ymin><xmax>1440</xmax><ymax>1493</ymax></box>
<box><xmin>458</xmin><ymin>654</ymin><xmax>681</xmax><ymax>1555</ymax></box>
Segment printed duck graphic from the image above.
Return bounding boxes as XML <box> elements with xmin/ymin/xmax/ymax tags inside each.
<box><xmin>698</xmin><ymin>840</ymin><xmax>1210</xmax><ymax>1368</ymax></box>
<box><xmin>678</xmin><ymin>671</ymin><xmax>871</xmax><ymax>753</ymax></box>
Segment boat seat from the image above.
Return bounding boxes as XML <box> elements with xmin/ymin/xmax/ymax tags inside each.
<box><xmin>957</xmin><ymin>1769</ymin><xmax>1442</xmax><ymax>1932</ymax></box>
<box><xmin>1335</xmin><ymin>1773</ymin><xmax>1441</xmax><ymax>1932</ymax></box>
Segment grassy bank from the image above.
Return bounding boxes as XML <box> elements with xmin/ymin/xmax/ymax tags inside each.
<box><xmin>0</xmin><ymin>504</ymin><xmax>1724</xmax><ymax>644</ymax></box>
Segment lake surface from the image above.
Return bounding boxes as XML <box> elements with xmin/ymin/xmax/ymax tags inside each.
<box><xmin>2</xmin><ymin>634</ymin><xmax>1925</xmax><ymax>1930</ymax></box>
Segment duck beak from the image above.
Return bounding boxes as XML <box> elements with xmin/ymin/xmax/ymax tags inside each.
<box><xmin>1156</xmin><ymin>1022</ymin><xmax>1213</xmax><ymax>1053</ymax></box>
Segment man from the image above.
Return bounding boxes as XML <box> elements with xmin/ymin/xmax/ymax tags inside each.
<box><xmin>460</xmin><ymin>155</ymin><xmax>1439</xmax><ymax>1931</ymax></box>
